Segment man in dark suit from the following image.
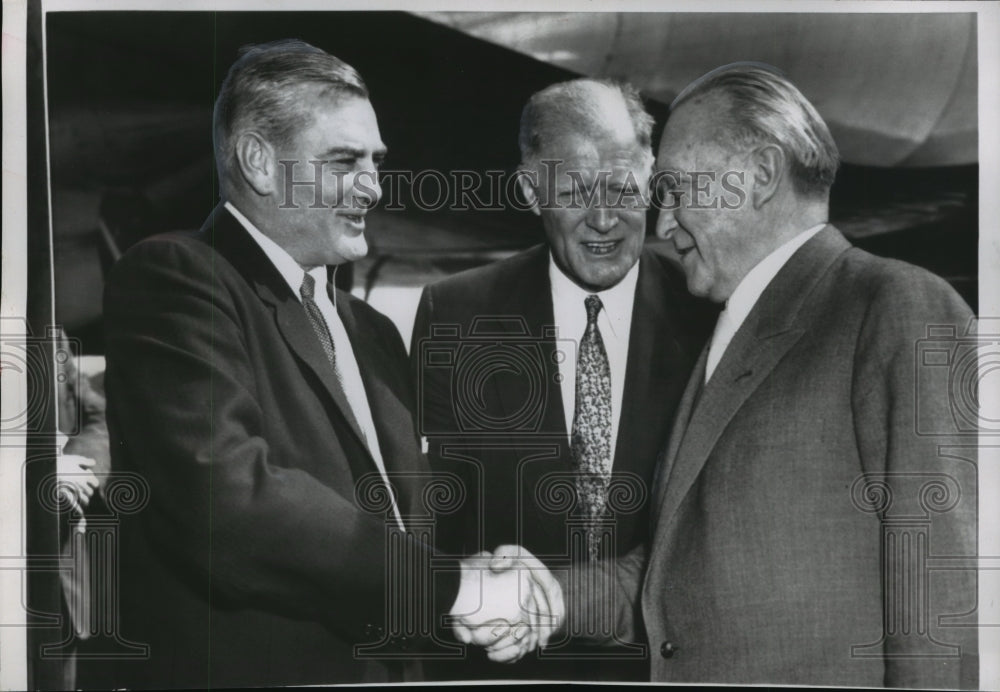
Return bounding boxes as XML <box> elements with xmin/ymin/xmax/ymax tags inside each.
<box><xmin>554</xmin><ymin>63</ymin><xmax>978</xmax><ymax>688</ymax></box>
<box><xmin>411</xmin><ymin>79</ymin><xmax>714</xmax><ymax>680</ymax></box>
<box><xmin>93</xmin><ymin>40</ymin><xmax>559</xmax><ymax>689</ymax></box>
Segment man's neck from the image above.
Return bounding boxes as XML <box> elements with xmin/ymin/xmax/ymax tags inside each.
<box><xmin>766</xmin><ymin>196</ymin><xmax>828</xmax><ymax>246</ymax></box>
<box><xmin>225</xmin><ymin>194</ymin><xmax>270</xmax><ymax>235</ymax></box>
<box><xmin>718</xmin><ymin>200</ymin><xmax>828</xmax><ymax>303</ymax></box>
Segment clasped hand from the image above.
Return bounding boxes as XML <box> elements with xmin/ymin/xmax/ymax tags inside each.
<box><xmin>449</xmin><ymin>545</ymin><xmax>565</xmax><ymax>663</ymax></box>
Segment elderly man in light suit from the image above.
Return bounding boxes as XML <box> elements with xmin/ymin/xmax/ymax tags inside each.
<box><xmin>493</xmin><ymin>63</ymin><xmax>978</xmax><ymax>687</ymax></box>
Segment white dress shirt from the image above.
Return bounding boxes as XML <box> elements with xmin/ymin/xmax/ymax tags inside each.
<box><xmin>705</xmin><ymin>223</ymin><xmax>826</xmax><ymax>383</ymax></box>
<box><xmin>225</xmin><ymin>201</ymin><xmax>405</xmax><ymax>530</ymax></box>
<box><xmin>549</xmin><ymin>254</ymin><xmax>640</xmax><ymax>461</ymax></box>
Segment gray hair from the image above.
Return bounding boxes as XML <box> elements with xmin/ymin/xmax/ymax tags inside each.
<box><xmin>518</xmin><ymin>78</ymin><xmax>655</xmax><ymax>169</ymax></box>
<box><xmin>213</xmin><ymin>39</ymin><xmax>369</xmax><ymax>196</ymax></box>
<box><xmin>671</xmin><ymin>62</ymin><xmax>840</xmax><ymax>197</ymax></box>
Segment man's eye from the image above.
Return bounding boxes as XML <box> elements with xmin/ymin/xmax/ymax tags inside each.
<box><xmin>327</xmin><ymin>159</ymin><xmax>356</xmax><ymax>170</ymax></box>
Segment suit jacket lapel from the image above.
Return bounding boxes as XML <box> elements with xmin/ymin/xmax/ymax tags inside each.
<box><xmin>653</xmin><ymin>225</ymin><xmax>851</xmax><ymax>534</ymax></box>
<box><xmin>614</xmin><ymin>252</ymin><xmax>692</xmax><ymax>481</ymax></box>
<box><xmin>495</xmin><ymin>246</ymin><xmax>568</xmax><ymax>440</ymax></box>
<box><xmin>202</xmin><ymin>205</ymin><xmax>370</xmax><ymax>455</ymax></box>
<box><xmin>486</xmin><ymin>246</ymin><xmax>571</xmax><ymax>548</ymax></box>
<box><xmin>651</xmin><ymin>341</ymin><xmax>709</xmax><ymax>526</ymax></box>
<box><xmin>337</xmin><ymin>292</ymin><xmax>426</xmax><ymax>518</ymax></box>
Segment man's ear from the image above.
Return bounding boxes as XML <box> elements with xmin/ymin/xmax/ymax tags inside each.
<box><xmin>234</xmin><ymin>131</ymin><xmax>276</xmax><ymax>197</ymax></box>
<box><xmin>517</xmin><ymin>170</ymin><xmax>542</xmax><ymax>217</ymax></box>
<box><xmin>749</xmin><ymin>143</ymin><xmax>785</xmax><ymax>209</ymax></box>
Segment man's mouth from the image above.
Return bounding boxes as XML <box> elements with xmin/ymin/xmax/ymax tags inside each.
<box><xmin>340</xmin><ymin>211</ymin><xmax>366</xmax><ymax>226</ymax></box>
<box><xmin>581</xmin><ymin>240</ymin><xmax>621</xmax><ymax>256</ymax></box>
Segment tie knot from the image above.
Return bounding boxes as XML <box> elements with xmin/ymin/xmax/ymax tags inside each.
<box><xmin>300</xmin><ymin>272</ymin><xmax>316</xmax><ymax>300</ymax></box>
<box><xmin>584</xmin><ymin>294</ymin><xmax>603</xmax><ymax>325</ymax></box>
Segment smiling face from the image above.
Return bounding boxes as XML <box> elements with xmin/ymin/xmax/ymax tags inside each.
<box><xmin>268</xmin><ymin>93</ymin><xmax>385</xmax><ymax>267</ymax></box>
<box><xmin>530</xmin><ymin>134</ymin><xmax>651</xmax><ymax>291</ymax></box>
<box><xmin>654</xmin><ymin>96</ymin><xmax>757</xmax><ymax>303</ymax></box>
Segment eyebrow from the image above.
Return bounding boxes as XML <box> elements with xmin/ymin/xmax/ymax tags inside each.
<box><xmin>318</xmin><ymin>145</ymin><xmax>388</xmax><ymax>161</ymax></box>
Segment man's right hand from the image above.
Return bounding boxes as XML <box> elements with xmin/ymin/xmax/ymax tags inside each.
<box><xmin>450</xmin><ymin>545</ymin><xmax>565</xmax><ymax>663</ymax></box>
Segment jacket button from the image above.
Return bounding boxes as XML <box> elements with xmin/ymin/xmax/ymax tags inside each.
<box><xmin>660</xmin><ymin>641</ymin><xmax>678</xmax><ymax>658</ymax></box>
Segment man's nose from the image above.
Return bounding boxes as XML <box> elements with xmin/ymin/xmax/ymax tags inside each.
<box><xmin>588</xmin><ymin>205</ymin><xmax>619</xmax><ymax>233</ymax></box>
<box><xmin>353</xmin><ymin>169</ymin><xmax>382</xmax><ymax>208</ymax></box>
<box><xmin>655</xmin><ymin>206</ymin><xmax>679</xmax><ymax>240</ymax></box>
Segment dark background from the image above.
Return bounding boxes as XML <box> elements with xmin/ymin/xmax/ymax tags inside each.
<box><xmin>45</xmin><ymin>11</ymin><xmax>978</xmax><ymax>353</ymax></box>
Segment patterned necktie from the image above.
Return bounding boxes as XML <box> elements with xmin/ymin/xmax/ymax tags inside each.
<box><xmin>299</xmin><ymin>273</ymin><xmax>365</xmax><ymax>445</ymax></box>
<box><xmin>300</xmin><ymin>273</ymin><xmax>339</xmax><ymax>370</ymax></box>
<box><xmin>571</xmin><ymin>294</ymin><xmax>613</xmax><ymax>561</ymax></box>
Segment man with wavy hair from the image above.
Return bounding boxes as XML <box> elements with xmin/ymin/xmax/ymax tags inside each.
<box><xmin>97</xmin><ymin>39</ymin><xmax>559</xmax><ymax>688</ymax></box>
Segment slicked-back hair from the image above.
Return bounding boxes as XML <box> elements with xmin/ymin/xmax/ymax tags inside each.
<box><xmin>518</xmin><ymin>79</ymin><xmax>655</xmax><ymax>169</ymax></box>
<box><xmin>671</xmin><ymin>62</ymin><xmax>840</xmax><ymax>198</ymax></box>
<box><xmin>213</xmin><ymin>39</ymin><xmax>368</xmax><ymax>196</ymax></box>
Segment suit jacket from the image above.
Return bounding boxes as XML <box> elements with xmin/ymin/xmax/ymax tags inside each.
<box><xmin>411</xmin><ymin>244</ymin><xmax>714</xmax><ymax>679</ymax></box>
<box><xmin>92</xmin><ymin>205</ymin><xmax>458</xmax><ymax>689</ymax></box>
<box><xmin>593</xmin><ymin>226</ymin><xmax>978</xmax><ymax>687</ymax></box>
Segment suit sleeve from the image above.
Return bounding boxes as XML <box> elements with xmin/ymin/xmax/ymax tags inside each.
<box><xmin>852</xmin><ymin>268</ymin><xmax>978</xmax><ymax>689</ymax></box>
<box><xmin>559</xmin><ymin>543</ymin><xmax>647</xmax><ymax>646</ymax></box>
<box><xmin>105</xmin><ymin>238</ymin><xmax>456</xmax><ymax>644</ymax></box>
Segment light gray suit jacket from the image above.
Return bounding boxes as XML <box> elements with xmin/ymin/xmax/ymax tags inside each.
<box><xmin>578</xmin><ymin>226</ymin><xmax>978</xmax><ymax>687</ymax></box>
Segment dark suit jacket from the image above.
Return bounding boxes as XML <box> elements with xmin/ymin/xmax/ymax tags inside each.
<box><xmin>594</xmin><ymin>226</ymin><xmax>978</xmax><ymax>687</ymax></box>
<box><xmin>93</xmin><ymin>206</ymin><xmax>458</xmax><ymax>689</ymax></box>
<box><xmin>411</xmin><ymin>244</ymin><xmax>714</xmax><ymax>679</ymax></box>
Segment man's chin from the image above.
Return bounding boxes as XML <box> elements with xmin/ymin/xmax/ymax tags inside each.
<box><xmin>337</xmin><ymin>239</ymin><xmax>369</xmax><ymax>264</ymax></box>
<box><xmin>576</xmin><ymin>269</ymin><xmax>631</xmax><ymax>292</ymax></box>
<box><xmin>685</xmin><ymin>276</ymin><xmax>714</xmax><ymax>301</ymax></box>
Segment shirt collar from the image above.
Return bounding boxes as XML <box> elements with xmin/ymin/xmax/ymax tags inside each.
<box><xmin>724</xmin><ymin>222</ymin><xmax>827</xmax><ymax>322</ymax></box>
<box><xmin>548</xmin><ymin>251</ymin><xmax>640</xmax><ymax>335</ymax></box>
<box><xmin>225</xmin><ymin>200</ymin><xmax>318</xmax><ymax>302</ymax></box>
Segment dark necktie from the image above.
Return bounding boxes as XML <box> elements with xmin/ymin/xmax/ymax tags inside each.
<box><xmin>571</xmin><ymin>294</ymin><xmax>613</xmax><ymax>561</ymax></box>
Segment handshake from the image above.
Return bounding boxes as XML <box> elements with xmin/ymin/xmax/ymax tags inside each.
<box><xmin>449</xmin><ymin>545</ymin><xmax>566</xmax><ymax>663</ymax></box>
